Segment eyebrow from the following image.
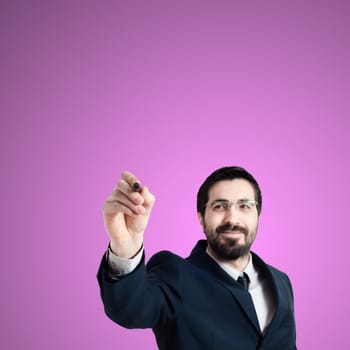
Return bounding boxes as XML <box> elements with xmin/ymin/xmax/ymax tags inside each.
<box><xmin>211</xmin><ymin>198</ymin><xmax>252</xmax><ymax>203</ymax></box>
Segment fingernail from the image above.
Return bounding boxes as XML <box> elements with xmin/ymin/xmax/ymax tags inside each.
<box><xmin>136</xmin><ymin>205</ymin><xmax>145</xmax><ymax>214</ymax></box>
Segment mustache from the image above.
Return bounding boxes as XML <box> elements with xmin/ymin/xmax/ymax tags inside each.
<box><xmin>216</xmin><ymin>224</ymin><xmax>248</xmax><ymax>235</ymax></box>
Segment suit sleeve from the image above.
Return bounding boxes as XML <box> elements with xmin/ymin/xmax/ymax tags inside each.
<box><xmin>97</xmin><ymin>250</ymin><xmax>183</xmax><ymax>329</ymax></box>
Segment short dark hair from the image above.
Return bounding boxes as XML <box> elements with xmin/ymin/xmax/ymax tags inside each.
<box><xmin>197</xmin><ymin>166</ymin><xmax>262</xmax><ymax>217</ymax></box>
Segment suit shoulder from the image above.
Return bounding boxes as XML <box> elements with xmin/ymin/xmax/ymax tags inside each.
<box><xmin>265</xmin><ymin>263</ymin><xmax>295</xmax><ymax>295</ymax></box>
<box><xmin>146</xmin><ymin>250</ymin><xmax>185</xmax><ymax>271</ymax></box>
<box><xmin>145</xmin><ymin>250</ymin><xmax>185</xmax><ymax>297</ymax></box>
<box><xmin>266</xmin><ymin>263</ymin><xmax>289</xmax><ymax>278</ymax></box>
<box><xmin>252</xmin><ymin>252</ymin><xmax>293</xmax><ymax>286</ymax></box>
<box><xmin>253</xmin><ymin>252</ymin><xmax>288</xmax><ymax>275</ymax></box>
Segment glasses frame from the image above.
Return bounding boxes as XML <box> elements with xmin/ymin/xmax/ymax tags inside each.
<box><xmin>205</xmin><ymin>199</ymin><xmax>259</xmax><ymax>213</ymax></box>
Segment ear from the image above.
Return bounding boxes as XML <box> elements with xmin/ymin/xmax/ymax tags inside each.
<box><xmin>197</xmin><ymin>212</ymin><xmax>204</xmax><ymax>227</ymax></box>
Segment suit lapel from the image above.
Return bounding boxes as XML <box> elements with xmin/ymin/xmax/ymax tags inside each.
<box><xmin>251</xmin><ymin>251</ymin><xmax>296</xmax><ymax>344</ymax></box>
<box><xmin>221</xmin><ymin>281</ymin><xmax>261</xmax><ymax>334</ymax></box>
<box><xmin>260</xmin><ymin>266</ymin><xmax>291</xmax><ymax>338</ymax></box>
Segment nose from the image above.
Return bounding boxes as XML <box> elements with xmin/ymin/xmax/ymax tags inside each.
<box><xmin>224</xmin><ymin>205</ymin><xmax>241</xmax><ymax>224</ymax></box>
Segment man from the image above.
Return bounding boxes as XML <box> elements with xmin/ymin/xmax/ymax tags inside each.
<box><xmin>97</xmin><ymin>166</ymin><xmax>297</xmax><ymax>349</ymax></box>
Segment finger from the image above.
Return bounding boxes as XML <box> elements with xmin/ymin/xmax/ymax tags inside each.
<box><xmin>104</xmin><ymin>201</ymin><xmax>141</xmax><ymax>217</ymax></box>
<box><xmin>114</xmin><ymin>179</ymin><xmax>144</xmax><ymax>205</ymax></box>
<box><xmin>107</xmin><ymin>189</ymin><xmax>145</xmax><ymax>213</ymax></box>
<box><xmin>104</xmin><ymin>198</ymin><xmax>146</xmax><ymax>216</ymax></box>
<box><xmin>122</xmin><ymin>171</ymin><xmax>141</xmax><ymax>190</ymax></box>
<box><xmin>140</xmin><ymin>186</ymin><xmax>156</xmax><ymax>213</ymax></box>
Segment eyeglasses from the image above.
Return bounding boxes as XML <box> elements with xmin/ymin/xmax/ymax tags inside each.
<box><xmin>205</xmin><ymin>199</ymin><xmax>258</xmax><ymax>213</ymax></box>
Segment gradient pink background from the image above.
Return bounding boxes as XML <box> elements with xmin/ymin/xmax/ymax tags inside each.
<box><xmin>1</xmin><ymin>1</ymin><xmax>349</xmax><ymax>349</ymax></box>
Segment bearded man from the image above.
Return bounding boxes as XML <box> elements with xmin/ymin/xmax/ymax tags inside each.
<box><xmin>97</xmin><ymin>166</ymin><xmax>297</xmax><ymax>350</ymax></box>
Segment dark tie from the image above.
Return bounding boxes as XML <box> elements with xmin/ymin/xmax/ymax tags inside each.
<box><xmin>237</xmin><ymin>272</ymin><xmax>250</xmax><ymax>290</ymax></box>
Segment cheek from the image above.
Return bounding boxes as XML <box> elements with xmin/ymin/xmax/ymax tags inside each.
<box><xmin>204</xmin><ymin>213</ymin><xmax>223</xmax><ymax>228</ymax></box>
<box><xmin>248</xmin><ymin>217</ymin><xmax>259</xmax><ymax>231</ymax></box>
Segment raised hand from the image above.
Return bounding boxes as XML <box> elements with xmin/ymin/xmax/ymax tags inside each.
<box><xmin>103</xmin><ymin>171</ymin><xmax>155</xmax><ymax>258</ymax></box>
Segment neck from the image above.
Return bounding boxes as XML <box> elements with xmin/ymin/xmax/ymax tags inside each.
<box><xmin>207</xmin><ymin>245</ymin><xmax>250</xmax><ymax>272</ymax></box>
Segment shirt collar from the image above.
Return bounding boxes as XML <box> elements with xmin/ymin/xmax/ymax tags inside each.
<box><xmin>206</xmin><ymin>247</ymin><xmax>255</xmax><ymax>282</ymax></box>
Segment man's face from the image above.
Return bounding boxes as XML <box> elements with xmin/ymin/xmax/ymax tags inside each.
<box><xmin>198</xmin><ymin>179</ymin><xmax>259</xmax><ymax>260</ymax></box>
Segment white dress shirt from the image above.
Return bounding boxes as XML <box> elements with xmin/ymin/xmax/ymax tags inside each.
<box><xmin>107</xmin><ymin>245</ymin><xmax>276</xmax><ymax>333</ymax></box>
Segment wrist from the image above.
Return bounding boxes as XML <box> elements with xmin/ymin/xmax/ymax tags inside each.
<box><xmin>109</xmin><ymin>240</ymin><xmax>143</xmax><ymax>259</ymax></box>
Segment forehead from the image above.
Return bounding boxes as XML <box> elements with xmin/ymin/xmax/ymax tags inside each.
<box><xmin>208</xmin><ymin>179</ymin><xmax>255</xmax><ymax>200</ymax></box>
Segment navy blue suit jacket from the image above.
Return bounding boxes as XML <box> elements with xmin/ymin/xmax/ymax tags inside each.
<box><xmin>97</xmin><ymin>240</ymin><xmax>296</xmax><ymax>349</ymax></box>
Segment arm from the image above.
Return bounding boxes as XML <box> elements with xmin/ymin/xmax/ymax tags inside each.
<box><xmin>98</xmin><ymin>171</ymin><xmax>166</xmax><ymax>328</ymax></box>
<box><xmin>97</xmin><ymin>248</ymin><xmax>183</xmax><ymax>329</ymax></box>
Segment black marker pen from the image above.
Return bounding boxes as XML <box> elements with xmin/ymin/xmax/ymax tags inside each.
<box><xmin>133</xmin><ymin>182</ymin><xmax>141</xmax><ymax>192</ymax></box>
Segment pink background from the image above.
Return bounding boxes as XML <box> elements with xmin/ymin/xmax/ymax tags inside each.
<box><xmin>1</xmin><ymin>1</ymin><xmax>349</xmax><ymax>349</ymax></box>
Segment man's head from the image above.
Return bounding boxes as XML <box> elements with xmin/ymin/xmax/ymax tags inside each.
<box><xmin>197</xmin><ymin>166</ymin><xmax>262</xmax><ymax>261</ymax></box>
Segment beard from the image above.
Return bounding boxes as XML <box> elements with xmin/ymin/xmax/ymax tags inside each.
<box><xmin>204</xmin><ymin>223</ymin><xmax>257</xmax><ymax>260</ymax></box>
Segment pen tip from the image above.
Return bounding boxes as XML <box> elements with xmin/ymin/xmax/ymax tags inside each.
<box><xmin>133</xmin><ymin>182</ymin><xmax>141</xmax><ymax>191</ymax></box>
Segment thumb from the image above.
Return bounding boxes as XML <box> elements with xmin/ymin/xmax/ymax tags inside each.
<box><xmin>141</xmin><ymin>186</ymin><xmax>156</xmax><ymax>213</ymax></box>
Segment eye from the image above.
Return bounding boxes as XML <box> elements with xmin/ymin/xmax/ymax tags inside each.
<box><xmin>238</xmin><ymin>201</ymin><xmax>253</xmax><ymax>210</ymax></box>
<box><xmin>212</xmin><ymin>204</ymin><xmax>225</xmax><ymax>211</ymax></box>
<box><xmin>211</xmin><ymin>202</ymin><xmax>228</xmax><ymax>211</ymax></box>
